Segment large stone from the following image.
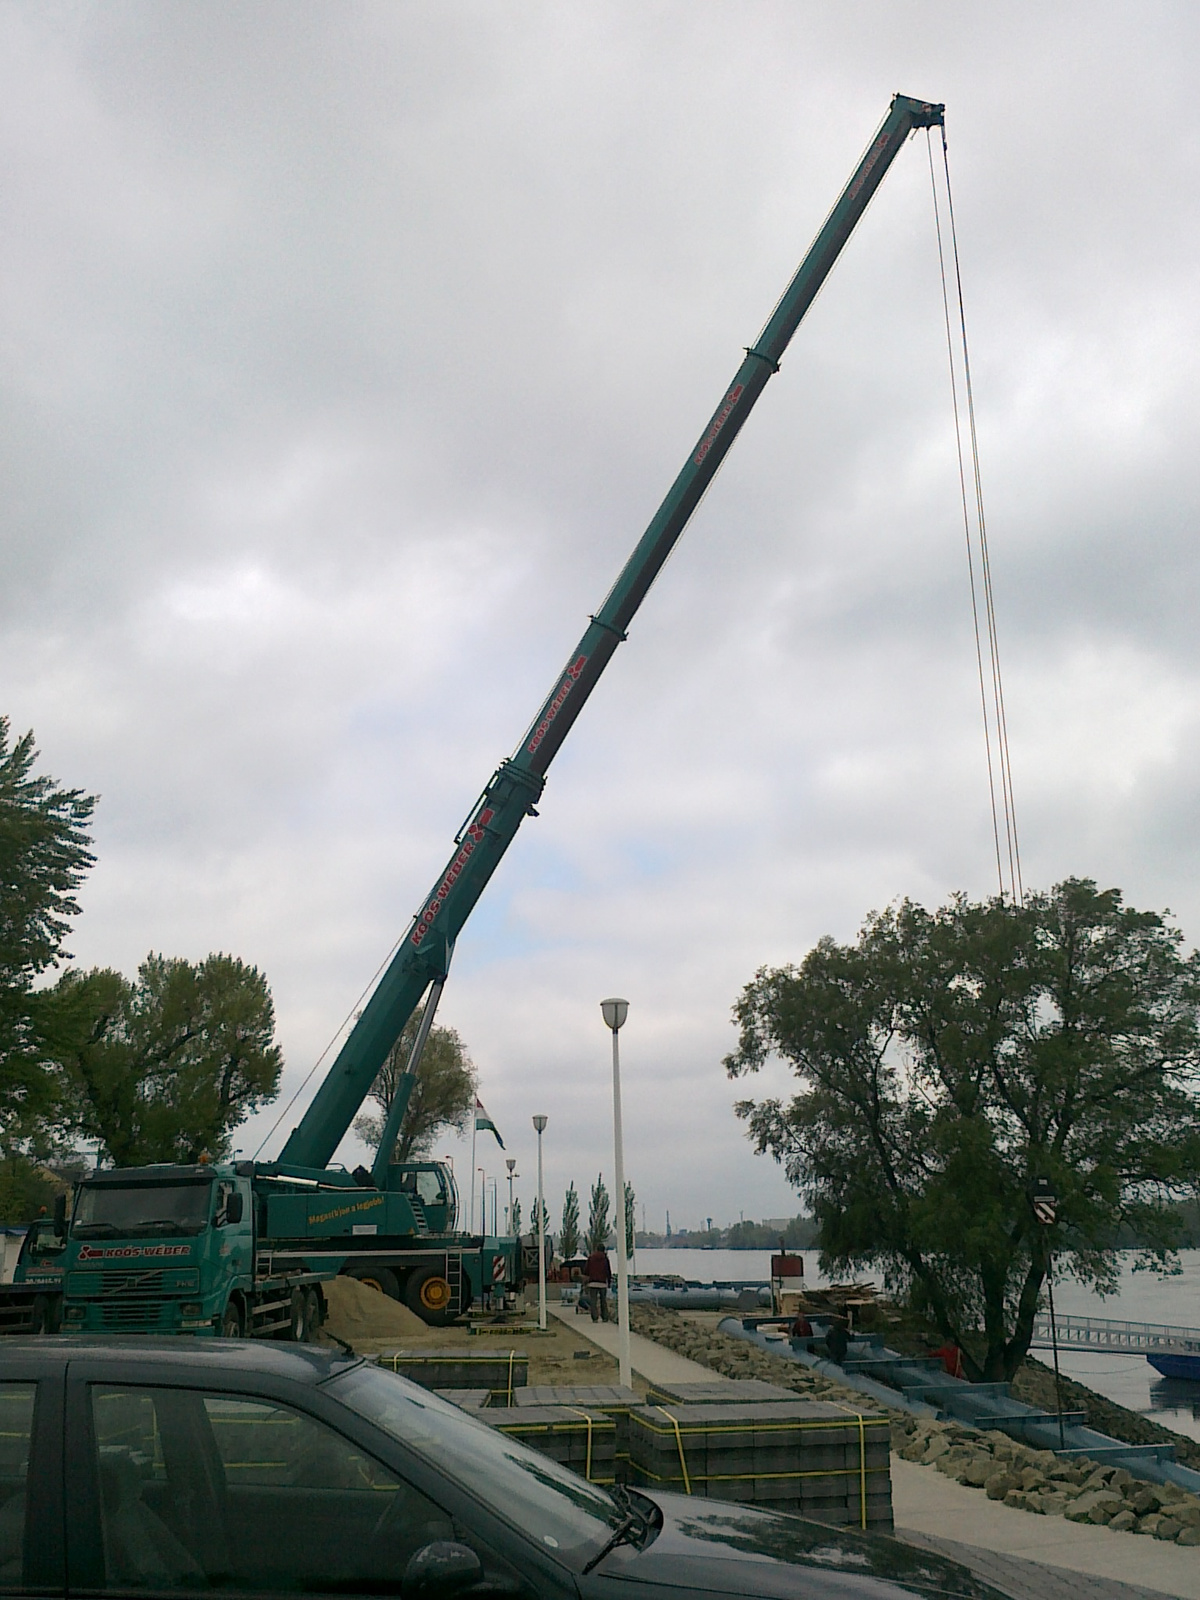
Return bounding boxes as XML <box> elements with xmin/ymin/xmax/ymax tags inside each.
<box><xmin>960</xmin><ymin>1458</ymin><xmax>994</xmax><ymax>1488</ymax></box>
<box><xmin>985</xmin><ymin>1471</ymin><xmax>1017</xmax><ymax>1501</ymax></box>
<box><xmin>1135</xmin><ymin>1514</ymin><xmax>1161</xmax><ymax>1536</ymax></box>
<box><xmin>922</xmin><ymin>1436</ymin><xmax>950</xmax><ymax>1464</ymax></box>
<box><xmin>1064</xmin><ymin>1490</ymin><xmax>1123</xmax><ymax>1524</ymax></box>
<box><xmin>1128</xmin><ymin>1486</ymin><xmax>1163</xmax><ymax>1516</ymax></box>
<box><xmin>1108</xmin><ymin>1468</ymin><xmax>1132</xmax><ymax>1492</ymax></box>
<box><xmin>1107</xmin><ymin>1510</ymin><xmax>1136</xmax><ymax>1533</ymax></box>
<box><xmin>1004</xmin><ymin>1489</ymin><xmax>1033</xmax><ymax>1511</ymax></box>
<box><xmin>1155</xmin><ymin>1518</ymin><xmax>1182</xmax><ymax>1542</ymax></box>
<box><xmin>1177</xmin><ymin>1527</ymin><xmax>1200</xmax><ymax>1547</ymax></box>
<box><xmin>1018</xmin><ymin>1467</ymin><xmax>1046</xmax><ymax>1492</ymax></box>
<box><xmin>1034</xmin><ymin>1491</ymin><xmax>1068</xmax><ymax>1517</ymax></box>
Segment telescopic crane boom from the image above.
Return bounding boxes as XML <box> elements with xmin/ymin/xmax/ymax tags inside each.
<box><xmin>279</xmin><ymin>92</ymin><xmax>945</xmax><ymax>1173</ymax></box>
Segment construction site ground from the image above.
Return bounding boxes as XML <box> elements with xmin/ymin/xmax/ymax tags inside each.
<box><xmin>320</xmin><ymin>1276</ymin><xmax>647</xmax><ymax>1392</ymax></box>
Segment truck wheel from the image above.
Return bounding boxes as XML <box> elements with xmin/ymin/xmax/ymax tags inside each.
<box><xmin>220</xmin><ymin>1300</ymin><xmax>243</xmax><ymax>1338</ymax></box>
<box><xmin>304</xmin><ymin>1287</ymin><xmax>322</xmax><ymax>1332</ymax></box>
<box><xmin>346</xmin><ymin>1266</ymin><xmax>399</xmax><ymax>1299</ymax></box>
<box><xmin>288</xmin><ymin>1289</ymin><xmax>309</xmax><ymax>1342</ymax></box>
<box><xmin>405</xmin><ymin>1267</ymin><xmax>456</xmax><ymax>1326</ymax></box>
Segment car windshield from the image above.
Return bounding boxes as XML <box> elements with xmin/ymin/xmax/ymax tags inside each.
<box><xmin>329</xmin><ymin>1363</ymin><xmax>625</xmax><ymax>1559</ymax></box>
<box><xmin>72</xmin><ymin>1179</ymin><xmax>212</xmax><ymax>1238</ymax></box>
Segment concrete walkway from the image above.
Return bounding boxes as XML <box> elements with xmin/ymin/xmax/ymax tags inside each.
<box><xmin>548</xmin><ymin>1302</ymin><xmax>714</xmax><ymax>1382</ymax></box>
<box><xmin>561</xmin><ymin>1306</ymin><xmax>1199</xmax><ymax>1599</ymax></box>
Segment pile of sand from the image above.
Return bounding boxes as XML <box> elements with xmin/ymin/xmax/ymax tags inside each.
<box><xmin>322</xmin><ymin>1275</ymin><xmax>431</xmax><ymax>1342</ymax></box>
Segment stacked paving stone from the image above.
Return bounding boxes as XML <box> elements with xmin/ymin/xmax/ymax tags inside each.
<box><xmin>514</xmin><ymin>1384</ymin><xmax>639</xmax><ymax>1480</ymax></box>
<box><xmin>628</xmin><ymin>1399</ymin><xmax>892</xmax><ymax>1530</ymax></box>
<box><xmin>376</xmin><ymin>1348</ymin><xmax>528</xmax><ymax>1403</ymax></box>
<box><xmin>433</xmin><ymin>1388</ymin><xmax>491</xmax><ymax>1410</ymax></box>
<box><xmin>895</xmin><ymin>1416</ymin><xmax>1200</xmax><ymax>1545</ymax></box>
<box><xmin>481</xmin><ymin>1405</ymin><xmax>617</xmax><ymax>1484</ymax></box>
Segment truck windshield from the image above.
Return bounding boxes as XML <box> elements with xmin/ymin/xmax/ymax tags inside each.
<box><xmin>72</xmin><ymin>1179</ymin><xmax>213</xmax><ymax>1239</ymax></box>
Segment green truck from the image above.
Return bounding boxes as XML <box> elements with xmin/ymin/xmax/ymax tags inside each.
<box><xmin>57</xmin><ymin>92</ymin><xmax>942</xmax><ymax>1341</ymax></box>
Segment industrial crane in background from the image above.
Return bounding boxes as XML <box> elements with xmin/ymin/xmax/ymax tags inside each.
<box><xmin>51</xmin><ymin>93</ymin><xmax>944</xmax><ymax>1339</ymax></box>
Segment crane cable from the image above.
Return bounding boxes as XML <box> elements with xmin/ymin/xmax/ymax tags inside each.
<box><xmin>251</xmin><ymin>930</ymin><xmax>407</xmax><ymax>1159</ymax></box>
<box><xmin>926</xmin><ymin>126</ymin><xmax>1023</xmax><ymax>904</ymax></box>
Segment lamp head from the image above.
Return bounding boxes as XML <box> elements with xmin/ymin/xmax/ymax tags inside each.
<box><xmin>506</xmin><ymin>1158</ymin><xmax>516</xmax><ymax>1174</ymax></box>
<box><xmin>532</xmin><ymin>1114</ymin><xmax>548</xmax><ymax>1134</ymax></box>
<box><xmin>601</xmin><ymin>997</ymin><xmax>629</xmax><ymax>1031</ymax></box>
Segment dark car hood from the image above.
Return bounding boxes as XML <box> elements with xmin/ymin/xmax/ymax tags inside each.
<box><xmin>588</xmin><ymin>1494</ymin><xmax>1004</xmax><ymax>1599</ymax></box>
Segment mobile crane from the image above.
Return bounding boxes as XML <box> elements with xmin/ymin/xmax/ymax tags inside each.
<box><xmin>58</xmin><ymin>94</ymin><xmax>943</xmax><ymax>1338</ymax></box>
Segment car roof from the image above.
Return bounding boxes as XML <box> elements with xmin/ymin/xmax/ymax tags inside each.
<box><xmin>0</xmin><ymin>1337</ymin><xmax>360</xmax><ymax>1383</ymax></box>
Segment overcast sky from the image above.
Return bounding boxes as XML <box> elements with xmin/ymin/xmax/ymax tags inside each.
<box><xmin>4</xmin><ymin>3</ymin><xmax>1199</xmax><ymax>1235</ymax></box>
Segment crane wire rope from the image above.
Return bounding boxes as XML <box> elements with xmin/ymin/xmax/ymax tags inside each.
<box><xmin>926</xmin><ymin>126</ymin><xmax>1023</xmax><ymax>903</ymax></box>
<box><xmin>251</xmin><ymin>931</ymin><xmax>407</xmax><ymax>1159</ymax></box>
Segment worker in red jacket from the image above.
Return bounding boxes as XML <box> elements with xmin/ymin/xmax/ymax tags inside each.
<box><xmin>584</xmin><ymin>1246</ymin><xmax>612</xmax><ymax>1322</ymax></box>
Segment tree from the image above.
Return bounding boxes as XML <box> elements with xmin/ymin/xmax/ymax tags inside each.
<box><xmin>528</xmin><ymin>1195</ymin><xmax>550</xmax><ymax>1242</ymax></box>
<box><xmin>509</xmin><ymin>1195</ymin><xmax>522</xmax><ymax>1236</ymax></box>
<box><xmin>353</xmin><ymin>1018</ymin><xmax>475</xmax><ymax>1165</ymax></box>
<box><xmin>623</xmin><ymin>1180</ymin><xmax>636</xmax><ymax>1257</ymax></box>
<box><xmin>587</xmin><ymin>1174</ymin><xmax>611</xmax><ymax>1253</ymax></box>
<box><xmin>53</xmin><ymin>952</ymin><xmax>283</xmax><ymax>1165</ymax></box>
<box><xmin>726</xmin><ymin>879</ymin><xmax>1200</xmax><ymax>1381</ymax></box>
<box><xmin>0</xmin><ymin>719</ymin><xmax>96</xmax><ymax>1147</ymax></box>
<box><xmin>560</xmin><ymin>1182</ymin><xmax>580</xmax><ymax>1258</ymax></box>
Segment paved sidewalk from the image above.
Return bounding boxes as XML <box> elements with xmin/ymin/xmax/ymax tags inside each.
<box><xmin>562</xmin><ymin>1307</ymin><xmax>1200</xmax><ymax>1599</ymax></box>
<box><xmin>548</xmin><ymin>1302</ymin><xmax>713</xmax><ymax>1383</ymax></box>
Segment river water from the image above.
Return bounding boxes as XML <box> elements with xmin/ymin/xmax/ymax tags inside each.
<box><xmin>629</xmin><ymin>1247</ymin><xmax>1200</xmax><ymax>1446</ymax></box>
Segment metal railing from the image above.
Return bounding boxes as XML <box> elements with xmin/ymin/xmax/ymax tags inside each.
<box><xmin>1029</xmin><ymin>1311</ymin><xmax>1200</xmax><ymax>1356</ymax></box>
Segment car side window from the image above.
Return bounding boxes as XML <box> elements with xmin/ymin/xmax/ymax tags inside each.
<box><xmin>89</xmin><ymin>1385</ymin><xmax>454</xmax><ymax>1593</ymax></box>
<box><xmin>0</xmin><ymin>1384</ymin><xmax>36</xmax><ymax>1588</ymax></box>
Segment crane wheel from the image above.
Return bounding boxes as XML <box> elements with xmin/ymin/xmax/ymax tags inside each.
<box><xmin>288</xmin><ymin>1289</ymin><xmax>310</xmax><ymax>1342</ymax></box>
<box><xmin>405</xmin><ymin>1267</ymin><xmax>456</xmax><ymax>1326</ymax></box>
<box><xmin>304</xmin><ymin>1286</ymin><xmax>322</xmax><ymax>1332</ymax></box>
<box><xmin>220</xmin><ymin>1300</ymin><xmax>243</xmax><ymax>1338</ymax></box>
<box><xmin>346</xmin><ymin>1266</ymin><xmax>399</xmax><ymax>1300</ymax></box>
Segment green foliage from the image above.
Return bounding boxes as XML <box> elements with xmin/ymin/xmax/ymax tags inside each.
<box><xmin>587</xmin><ymin>1173</ymin><xmax>611</xmax><ymax>1253</ymax></box>
<box><xmin>52</xmin><ymin>953</ymin><xmax>283</xmax><ymax>1165</ymax></box>
<box><xmin>0</xmin><ymin>719</ymin><xmax>95</xmax><ymax>1147</ymax></box>
<box><xmin>353</xmin><ymin>1018</ymin><xmax>476</xmax><ymax>1165</ymax></box>
<box><xmin>559</xmin><ymin>1181</ymin><xmax>580</xmax><ymax>1258</ymax></box>
<box><xmin>623</xmin><ymin>1179</ymin><xmax>636</xmax><ymax>1256</ymax></box>
<box><xmin>529</xmin><ymin>1195</ymin><xmax>550</xmax><ymax>1241</ymax></box>
<box><xmin>726</xmin><ymin>879</ymin><xmax>1200</xmax><ymax>1381</ymax></box>
<box><xmin>509</xmin><ymin>1195</ymin><xmax>522</xmax><ymax>1237</ymax></box>
<box><xmin>0</xmin><ymin>1153</ymin><xmax>72</xmax><ymax>1223</ymax></box>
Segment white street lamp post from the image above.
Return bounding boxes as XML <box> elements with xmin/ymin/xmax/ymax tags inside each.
<box><xmin>601</xmin><ymin>997</ymin><xmax>631</xmax><ymax>1391</ymax></box>
<box><xmin>506</xmin><ymin>1158</ymin><xmax>517</xmax><ymax>1236</ymax></box>
<box><xmin>532</xmin><ymin>1116</ymin><xmax>548</xmax><ymax>1331</ymax></box>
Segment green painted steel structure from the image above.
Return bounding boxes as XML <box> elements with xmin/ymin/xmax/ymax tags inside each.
<box><xmin>280</xmin><ymin>92</ymin><xmax>945</xmax><ymax>1172</ymax></box>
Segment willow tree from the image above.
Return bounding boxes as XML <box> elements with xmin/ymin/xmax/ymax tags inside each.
<box><xmin>726</xmin><ymin>879</ymin><xmax>1200</xmax><ymax>1381</ymax></box>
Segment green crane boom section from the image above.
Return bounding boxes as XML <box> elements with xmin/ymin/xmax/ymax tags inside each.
<box><xmin>279</xmin><ymin>92</ymin><xmax>944</xmax><ymax>1173</ymax></box>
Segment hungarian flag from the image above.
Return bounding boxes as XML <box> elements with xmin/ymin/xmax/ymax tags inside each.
<box><xmin>474</xmin><ymin>1097</ymin><xmax>505</xmax><ymax>1148</ymax></box>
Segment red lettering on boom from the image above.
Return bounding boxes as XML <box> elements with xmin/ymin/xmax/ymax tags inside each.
<box><xmin>694</xmin><ymin>383</ymin><xmax>744</xmax><ymax>466</ymax></box>
<box><xmin>411</xmin><ymin>807</ymin><xmax>496</xmax><ymax>947</ymax></box>
<box><xmin>527</xmin><ymin>655</ymin><xmax>588</xmax><ymax>754</ymax></box>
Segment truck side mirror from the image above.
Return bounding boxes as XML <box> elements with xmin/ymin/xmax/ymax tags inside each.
<box><xmin>226</xmin><ymin>1192</ymin><xmax>244</xmax><ymax>1225</ymax></box>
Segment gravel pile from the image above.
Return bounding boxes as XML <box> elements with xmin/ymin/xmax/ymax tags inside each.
<box><xmin>630</xmin><ymin>1305</ymin><xmax>1200</xmax><ymax>1548</ymax></box>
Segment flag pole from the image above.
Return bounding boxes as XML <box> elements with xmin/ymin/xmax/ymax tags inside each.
<box><xmin>470</xmin><ymin>1103</ymin><xmax>478</xmax><ymax>1234</ymax></box>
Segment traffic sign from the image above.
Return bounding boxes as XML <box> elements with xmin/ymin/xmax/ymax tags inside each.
<box><xmin>1033</xmin><ymin>1196</ymin><xmax>1057</xmax><ymax>1226</ymax></box>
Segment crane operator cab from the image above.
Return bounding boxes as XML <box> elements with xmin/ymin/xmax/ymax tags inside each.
<box><xmin>383</xmin><ymin>1163</ymin><xmax>457</xmax><ymax>1234</ymax></box>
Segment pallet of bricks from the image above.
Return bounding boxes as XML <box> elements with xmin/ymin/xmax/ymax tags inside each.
<box><xmin>481</xmin><ymin>1404</ymin><xmax>618</xmax><ymax>1485</ymax></box>
<box><xmin>510</xmin><ymin>1385</ymin><xmax>638</xmax><ymax>1484</ymax></box>
<box><xmin>375</xmin><ymin>1349</ymin><xmax>528</xmax><ymax>1405</ymax></box>
<box><xmin>630</xmin><ymin>1379</ymin><xmax>892</xmax><ymax>1531</ymax></box>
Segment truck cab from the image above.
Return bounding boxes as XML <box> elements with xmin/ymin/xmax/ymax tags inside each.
<box><xmin>61</xmin><ymin>1162</ymin><xmax>257</xmax><ymax>1335</ymax></box>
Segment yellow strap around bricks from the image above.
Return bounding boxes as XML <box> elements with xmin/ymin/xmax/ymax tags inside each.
<box><xmin>566</xmin><ymin>1408</ymin><xmax>594</xmax><ymax>1480</ymax></box>
<box><xmin>655</xmin><ymin>1407</ymin><xmax>691</xmax><ymax>1496</ymax></box>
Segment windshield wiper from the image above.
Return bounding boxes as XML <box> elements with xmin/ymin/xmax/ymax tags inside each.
<box><xmin>72</xmin><ymin>1223</ymin><xmax>121</xmax><ymax>1238</ymax></box>
<box><xmin>134</xmin><ymin>1220</ymin><xmax>194</xmax><ymax>1235</ymax></box>
<box><xmin>582</xmin><ymin>1488</ymin><xmax>654</xmax><ymax>1575</ymax></box>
